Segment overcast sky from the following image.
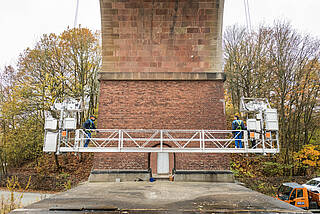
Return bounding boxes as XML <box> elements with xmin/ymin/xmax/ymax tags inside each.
<box><xmin>1</xmin><ymin>0</ymin><xmax>320</xmax><ymax>68</ymax></box>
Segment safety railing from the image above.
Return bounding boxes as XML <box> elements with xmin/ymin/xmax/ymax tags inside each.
<box><xmin>51</xmin><ymin>129</ymin><xmax>279</xmax><ymax>154</ymax></box>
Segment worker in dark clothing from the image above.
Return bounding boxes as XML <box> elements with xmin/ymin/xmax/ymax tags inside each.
<box><xmin>83</xmin><ymin>115</ymin><xmax>97</xmax><ymax>147</ymax></box>
<box><xmin>232</xmin><ymin>115</ymin><xmax>246</xmax><ymax>148</ymax></box>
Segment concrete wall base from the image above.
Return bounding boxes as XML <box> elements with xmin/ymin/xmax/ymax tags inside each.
<box><xmin>88</xmin><ymin>170</ymin><xmax>151</xmax><ymax>182</ymax></box>
<box><xmin>174</xmin><ymin>170</ymin><xmax>235</xmax><ymax>183</ymax></box>
<box><xmin>89</xmin><ymin>170</ymin><xmax>234</xmax><ymax>183</ymax></box>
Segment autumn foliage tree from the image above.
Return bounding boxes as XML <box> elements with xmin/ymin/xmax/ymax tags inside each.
<box><xmin>224</xmin><ymin>21</ymin><xmax>320</xmax><ymax>175</ymax></box>
<box><xmin>18</xmin><ymin>27</ymin><xmax>101</xmax><ymax>126</ymax></box>
<box><xmin>0</xmin><ymin>28</ymin><xmax>101</xmax><ymax>170</ymax></box>
<box><xmin>294</xmin><ymin>144</ymin><xmax>320</xmax><ymax>175</ymax></box>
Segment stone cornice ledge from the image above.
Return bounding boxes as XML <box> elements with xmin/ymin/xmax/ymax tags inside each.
<box><xmin>98</xmin><ymin>72</ymin><xmax>226</xmax><ymax>81</ymax></box>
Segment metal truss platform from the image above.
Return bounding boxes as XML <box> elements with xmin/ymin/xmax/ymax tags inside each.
<box><xmin>44</xmin><ymin>129</ymin><xmax>279</xmax><ymax>154</ymax></box>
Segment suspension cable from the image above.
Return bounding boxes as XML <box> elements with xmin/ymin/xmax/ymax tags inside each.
<box><xmin>243</xmin><ymin>0</ymin><xmax>252</xmax><ymax>33</ymax></box>
<box><xmin>74</xmin><ymin>0</ymin><xmax>80</xmax><ymax>28</ymax></box>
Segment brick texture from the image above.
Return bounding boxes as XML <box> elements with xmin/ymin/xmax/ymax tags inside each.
<box><xmin>100</xmin><ymin>0</ymin><xmax>224</xmax><ymax>73</ymax></box>
<box><xmin>98</xmin><ymin>81</ymin><xmax>225</xmax><ymax>129</ymax></box>
<box><xmin>93</xmin><ymin>80</ymin><xmax>230</xmax><ymax>171</ymax></box>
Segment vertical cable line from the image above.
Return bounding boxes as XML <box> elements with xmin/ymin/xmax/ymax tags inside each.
<box><xmin>243</xmin><ymin>0</ymin><xmax>248</xmax><ymax>29</ymax></box>
<box><xmin>246</xmin><ymin>0</ymin><xmax>252</xmax><ymax>32</ymax></box>
<box><xmin>243</xmin><ymin>0</ymin><xmax>252</xmax><ymax>33</ymax></box>
<box><xmin>74</xmin><ymin>0</ymin><xmax>80</xmax><ymax>28</ymax></box>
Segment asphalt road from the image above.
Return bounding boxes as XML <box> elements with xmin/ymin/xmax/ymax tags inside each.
<box><xmin>0</xmin><ymin>190</ymin><xmax>53</xmax><ymax>207</ymax></box>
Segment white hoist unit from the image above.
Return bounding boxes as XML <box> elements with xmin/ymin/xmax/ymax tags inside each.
<box><xmin>43</xmin><ymin>98</ymin><xmax>280</xmax><ymax>155</ymax></box>
<box><xmin>240</xmin><ymin>97</ymin><xmax>279</xmax><ymax>154</ymax></box>
<box><xmin>43</xmin><ymin>98</ymin><xmax>82</xmax><ymax>154</ymax></box>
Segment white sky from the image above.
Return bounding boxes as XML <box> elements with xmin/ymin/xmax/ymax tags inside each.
<box><xmin>0</xmin><ymin>0</ymin><xmax>320</xmax><ymax>68</ymax></box>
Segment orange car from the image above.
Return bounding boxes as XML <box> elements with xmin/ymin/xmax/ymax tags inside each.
<box><xmin>276</xmin><ymin>182</ymin><xmax>320</xmax><ymax>209</ymax></box>
<box><xmin>276</xmin><ymin>183</ymin><xmax>309</xmax><ymax>209</ymax></box>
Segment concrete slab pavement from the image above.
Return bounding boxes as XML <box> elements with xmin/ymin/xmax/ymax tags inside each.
<box><xmin>12</xmin><ymin>182</ymin><xmax>309</xmax><ymax>213</ymax></box>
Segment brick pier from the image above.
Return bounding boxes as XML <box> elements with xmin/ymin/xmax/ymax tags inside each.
<box><xmin>91</xmin><ymin>0</ymin><xmax>229</xmax><ymax>182</ymax></box>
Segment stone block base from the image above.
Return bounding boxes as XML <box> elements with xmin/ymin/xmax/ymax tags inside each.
<box><xmin>88</xmin><ymin>170</ymin><xmax>151</xmax><ymax>182</ymax></box>
<box><xmin>174</xmin><ymin>170</ymin><xmax>234</xmax><ymax>183</ymax></box>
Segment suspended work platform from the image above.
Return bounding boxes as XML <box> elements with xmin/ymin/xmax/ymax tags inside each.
<box><xmin>43</xmin><ymin>97</ymin><xmax>280</xmax><ymax>155</ymax></box>
<box><xmin>44</xmin><ymin>128</ymin><xmax>279</xmax><ymax>154</ymax></box>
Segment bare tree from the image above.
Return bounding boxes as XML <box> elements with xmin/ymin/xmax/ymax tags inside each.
<box><xmin>224</xmin><ymin>25</ymin><xmax>272</xmax><ymax>113</ymax></box>
<box><xmin>224</xmin><ymin>21</ymin><xmax>320</xmax><ymax>175</ymax></box>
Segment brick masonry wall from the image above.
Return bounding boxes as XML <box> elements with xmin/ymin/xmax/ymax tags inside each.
<box><xmin>100</xmin><ymin>0</ymin><xmax>224</xmax><ymax>73</ymax></box>
<box><xmin>98</xmin><ymin>81</ymin><xmax>225</xmax><ymax>129</ymax></box>
<box><xmin>92</xmin><ymin>80</ymin><xmax>230</xmax><ymax>171</ymax></box>
<box><xmin>175</xmin><ymin>153</ymin><xmax>229</xmax><ymax>170</ymax></box>
<box><xmin>93</xmin><ymin>153</ymin><xmax>148</xmax><ymax>170</ymax></box>
<box><xmin>94</xmin><ymin>0</ymin><xmax>230</xmax><ymax>172</ymax></box>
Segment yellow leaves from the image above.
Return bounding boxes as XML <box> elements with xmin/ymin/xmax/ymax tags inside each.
<box><xmin>224</xmin><ymin>90</ymin><xmax>236</xmax><ymax>128</ymax></box>
<box><xmin>302</xmin><ymin>160</ymin><xmax>317</xmax><ymax>167</ymax></box>
<box><xmin>294</xmin><ymin>144</ymin><xmax>320</xmax><ymax>168</ymax></box>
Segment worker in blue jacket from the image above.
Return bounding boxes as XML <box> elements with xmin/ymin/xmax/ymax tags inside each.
<box><xmin>83</xmin><ymin>115</ymin><xmax>97</xmax><ymax>147</ymax></box>
<box><xmin>232</xmin><ymin>115</ymin><xmax>246</xmax><ymax>148</ymax></box>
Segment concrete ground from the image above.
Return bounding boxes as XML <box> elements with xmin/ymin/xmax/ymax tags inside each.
<box><xmin>12</xmin><ymin>181</ymin><xmax>309</xmax><ymax>213</ymax></box>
